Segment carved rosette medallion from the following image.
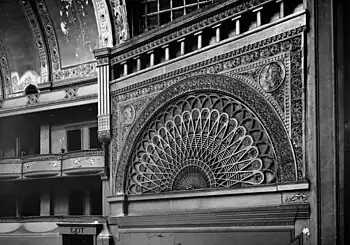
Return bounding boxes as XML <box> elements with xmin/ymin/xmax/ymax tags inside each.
<box><xmin>122</xmin><ymin>105</ymin><xmax>135</xmax><ymax>125</ymax></box>
<box><xmin>258</xmin><ymin>62</ymin><xmax>286</xmax><ymax>92</ymax></box>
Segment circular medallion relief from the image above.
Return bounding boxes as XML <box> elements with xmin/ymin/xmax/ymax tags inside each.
<box><xmin>122</xmin><ymin>105</ymin><xmax>135</xmax><ymax>125</ymax></box>
<box><xmin>258</xmin><ymin>62</ymin><xmax>285</xmax><ymax>92</ymax></box>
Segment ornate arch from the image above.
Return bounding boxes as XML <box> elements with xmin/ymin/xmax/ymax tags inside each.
<box><xmin>114</xmin><ymin>74</ymin><xmax>297</xmax><ymax>195</ymax></box>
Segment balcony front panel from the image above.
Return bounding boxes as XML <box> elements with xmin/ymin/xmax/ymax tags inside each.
<box><xmin>0</xmin><ymin>150</ymin><xmax>104</xmax><ymax>179</ymax></box>
<box><xmin>22</xmin><ymin>155</ymin><xmax>61</xmax><ymax>178</ymax></box>
<box><xmin>0</xmin><ymin>159</ymin><xmax>21</xmax><ymax>180</ymax></box>
<box><xmin>62</xmin><ymin>150</ymin><xmax>104</xmax><ymax>175</ymax></box>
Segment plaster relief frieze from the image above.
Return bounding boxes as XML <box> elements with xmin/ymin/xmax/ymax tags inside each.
<box><xmin>21</xmin><ymin>0</ymin><xmax>49</xmax><ymax>85</ymax></box>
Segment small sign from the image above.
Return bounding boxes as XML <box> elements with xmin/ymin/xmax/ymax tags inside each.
<box><xmin>70</xmin><ymin>227</ymin><xmax>85</xmax><ymax>234</ymax></box>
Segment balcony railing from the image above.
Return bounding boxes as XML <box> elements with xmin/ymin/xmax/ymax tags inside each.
<box><xmin>0</xmin><ymin>149</ymin><xmax>104</xmax><ymax>180</ymax></box>
<box><xmin>109</xmin><ymin>0</ymin><xmax>303</xmax><ymax>81</ymax></box>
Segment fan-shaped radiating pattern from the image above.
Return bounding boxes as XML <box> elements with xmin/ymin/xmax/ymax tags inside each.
<box><xmin>127</xmin><ymin>93</ymin><xmax>276</xmax><ymax>194</ymax></box>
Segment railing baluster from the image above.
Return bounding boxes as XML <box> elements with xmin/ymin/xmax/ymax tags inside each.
<box><xmin>148</xmin><ymin>50</ymin><xmax>155</xmax><ymax>67</ymax></box>
<box><xmin>178</xmin><ymin>38</ymin><xmax>186</xmax><ymax>56</ymax></box>
<box><xmin>213</xmin><ymin>23</ymin><xmax>221</xmax><ymax>43</ymax></box>
<box><xmin>253</xmin><ymin>7</ymin><xmax>263</xmax><ymax>27</ymax></box>
<box><xmin>232</xmin><ymin>15</ymin><xmax>241</xmax><ymax>36</ymax></box>
<box><xmin>194</xmin><ymin>31</ymin><xmax>203</xmax><ymax>50</ymax></box>
<box><xmin>163</xmin><ymin>44</ymin><xmax>170</xmax><ymax>61</ymax></box>
<box><xmin>277</xmin><ymin>0</ymin><xmax>284</xmax><ymax>18</ymax></box>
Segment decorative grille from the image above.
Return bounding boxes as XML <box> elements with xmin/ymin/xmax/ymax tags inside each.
<box><xmin>126</xmin><ymin>93</ymin><xmax>276</xmax><ymax>194</ymax></box>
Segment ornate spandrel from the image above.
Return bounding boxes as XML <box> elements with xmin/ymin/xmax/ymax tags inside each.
<box><xmin>113</xmin><ymin>74</ymin><xmax>298</xmax><ymax>195</ymax></box>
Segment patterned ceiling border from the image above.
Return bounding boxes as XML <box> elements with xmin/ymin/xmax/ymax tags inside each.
<box><xmin>35</xmin><ymin>0</ymin><xmax>97</xmax><ymax>82</ymax></box>
<box><xmin>112</xmin><ymin>26</ymin><xmax>305</xmax><ymax>99</ymax></box>
<box><xmin>0</xmin><ymin>40</ymin><xmax>11</xmax><ymax>97</ymax></box>
<box><xmin>92</xmin><ymin>0</ymin><xmax>113</xmax><ymax>48</ymax></box>
<box><xmin>108</xmin><ymin>0</ymin><xmax>130</xmax><ymax>45</ymax></box>
<box><xmin>35</xmin><ymin>0</ymin><xmax>61</xmax><ymax>78</ymax></box>
<box><xmin>110</xmin><ymin>0</ymin><xmax>275</xmax><ymax>64</ymax></box>
<box><xmin>21</xmin><ymin>0</ymin><xmax>49</xmax><ymax>84</ymax></box>
<box><xmin>113</xmin><ymin>74</ymin><xmax>297</xmax><ymax>194</ymax></box>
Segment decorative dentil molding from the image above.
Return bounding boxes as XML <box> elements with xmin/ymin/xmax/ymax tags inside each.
<box><xmin>21</xmin><ymin>0</ymin><xmax>49</xmax><ymax>85</ymax></box>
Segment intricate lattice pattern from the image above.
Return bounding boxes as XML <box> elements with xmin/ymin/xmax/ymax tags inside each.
<box><xmin>126</xmin><ymin>93</ymin><xmax>276</xmax><ymax>194</ymax></box>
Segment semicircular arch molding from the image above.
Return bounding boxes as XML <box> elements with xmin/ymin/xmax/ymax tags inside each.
<box><xmin>114</xmin><ymin>74</ymin><xmax>298</xmax><ymax>195</ymax></box>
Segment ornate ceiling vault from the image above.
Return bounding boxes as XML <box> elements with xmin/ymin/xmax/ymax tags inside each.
<box><xmin>114</xmin><ymin>74</ymin><xmax>298</xmax><ymax>195</ymax></box>
<box><xmin>0</xmin><ymin>0</ymin><xmax>123</xmax><ymax>98</ymax></box>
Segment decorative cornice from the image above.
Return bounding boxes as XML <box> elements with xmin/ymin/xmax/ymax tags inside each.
<box><xmin>110</xmin><ymin>0</ymin><xmax>275</xmax><ymax>64</ymax></box>
<box><xmin>112</xmin><ymin>26</ymin><xmax>305</xmax><ymax>99</ymax></box>
<box><xmin>21</xmin><ymin>0</ymin><xmax>49</xmax><ymax>85</ymax></box>
<box><xmin>109</xmin><ymin>203</ymin><xmax>310</xmax><ymax>228</ymax></box>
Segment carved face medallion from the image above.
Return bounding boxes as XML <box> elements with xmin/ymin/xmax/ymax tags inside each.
<box><xmin>258</xmin><ymin>62</ymin><xmax>285</xmax><ymax>92</ymax></box>
<box><xmin>122</xmin><ymin>105</ymin><xmax>135</xmax><ymax>125</ymax></box>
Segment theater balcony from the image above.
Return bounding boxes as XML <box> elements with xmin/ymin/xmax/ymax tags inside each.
<box><xmin>0</xmin><ymin>149</ymin><xmax>104</xmax><ymax>180</ymax></box>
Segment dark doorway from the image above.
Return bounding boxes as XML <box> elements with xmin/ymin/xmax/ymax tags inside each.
<box><xmin>62</xmin><ymin>235</ymin><xmax>93</xmax><ymax>245</ymax></box>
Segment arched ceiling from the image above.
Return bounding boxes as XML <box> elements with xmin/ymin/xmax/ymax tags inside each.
<box><xmin>0</xmin><ymin>0</ymin><xmax>129</xmax><ymax>99</ymax></box>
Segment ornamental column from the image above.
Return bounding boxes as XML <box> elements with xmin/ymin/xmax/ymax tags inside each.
<box><xmin>93</xmin><ymin>47</ymin><xmax>112</xmax><ymax>218</ymax></box>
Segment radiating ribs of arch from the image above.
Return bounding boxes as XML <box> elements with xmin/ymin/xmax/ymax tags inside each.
<box><xmin>126</xmin><ymin>93</ymin><xmax>277</xmax><ymax>195</ymax></box>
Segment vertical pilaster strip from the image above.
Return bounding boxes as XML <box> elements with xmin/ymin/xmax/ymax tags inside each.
<box><xmin>94</xmin><ymin>48</ymin><xmax>112</xmax><ymax>179</ymax></box>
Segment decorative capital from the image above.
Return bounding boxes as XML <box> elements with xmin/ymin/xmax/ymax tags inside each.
<box><xmin>93</xmin><ymin>47</ymin><xmax>112</xmax><ymax>59</ymax></box>
<box><xmin>98</xmin><ymin>130</ymin><xmax>111</xmax><ymax>143</ymax></box>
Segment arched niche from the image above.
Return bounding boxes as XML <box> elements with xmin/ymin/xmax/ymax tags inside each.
<box><xmin>114</xmin><ymin>74</ymin><xmax>298</xmax><ymax>195</ymax></box>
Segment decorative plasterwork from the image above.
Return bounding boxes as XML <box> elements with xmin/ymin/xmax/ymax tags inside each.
<box><xmin>0</xmin><ymin>40</ymin><xmax>11</xmax><ymax>97</ymax></box>
<box><xmin>35</xmin><ymin>0</ymin><xmax>97</xmax><ymax>82</ymax></box>
<box><xmin>35</xmin><ymin>0</ymin><xmax>61</xmax><ymax>78</ymax></box>
<box><xmin>21</xmin><ymin>0</ymin><xmax>49</xmax><ymax>85</ymax></box>
<box><xmin>114</xmin><ymin>74</ymin><xmax>297</xmax><ymax>194</ymax></box>
<box><xmin>112</xmin><ymin>27</ymin><xmax>304</xmax><ymax>99</ymax></box>
<box><xmin>92</xmin><ymin>0</ymin><xmax>113</xmax><ymax>48</ymax></box>
<box><xmin>111</xmin><ymin>0</ymin><xmax>275</xmax><ymax>64</ymax></box>
<box><xmin>108</xmin><ymin>0</ymin><xmax>130</xmax><ymax>45</ymax></box>
<box><xmin>64</xmin><ymin>87</ymin><xmax>78</xmax><ymax>99</ymax></box>
<box><xmin>111</xmin><ymin>26</ymin><xmax>305</xmax><ymax>195</ymax></box>
<box><xmin>126</xmin><ymin>94</ymin><xmax>277</xmax><ymax>195</ymax></box>
<box><xmin>26</xmin><ymin>93</ymin><xmax>40</xmax><ymax>105</ymax></box>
